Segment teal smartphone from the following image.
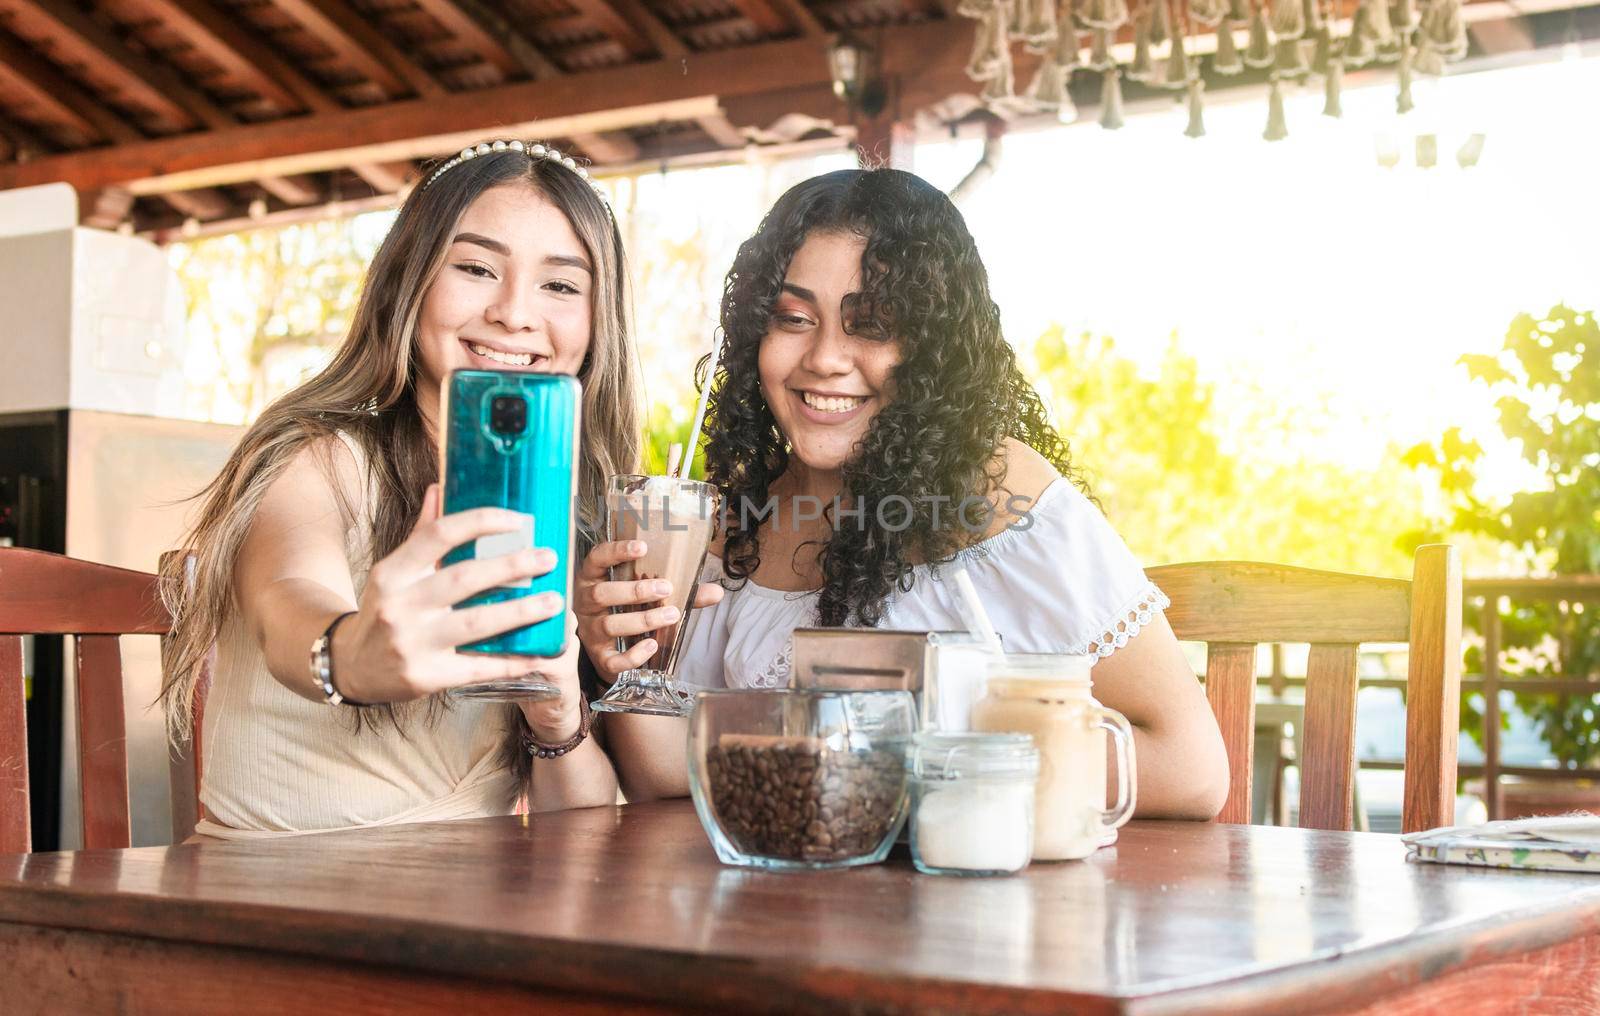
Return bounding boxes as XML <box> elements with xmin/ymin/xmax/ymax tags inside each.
<box><xmin>439</xmin><ymin>369</ymin><xmax>580</xmax><ymax>658</ymax></box>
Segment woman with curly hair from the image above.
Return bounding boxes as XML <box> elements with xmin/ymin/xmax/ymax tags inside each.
<box><xmin>578</xmin><ymin>168</ymin><xmax>1227</xmax><ymax>818</ymax></box>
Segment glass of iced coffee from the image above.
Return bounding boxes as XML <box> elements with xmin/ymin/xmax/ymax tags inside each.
<box><xmin>591</xmin><ymin>473</ymin><xmax>719</xmax><ymax>716</ymax></box>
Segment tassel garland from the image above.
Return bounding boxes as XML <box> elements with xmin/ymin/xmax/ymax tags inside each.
<box><xmin>1019</xmin><ymin>0</ymin><xmax>1060</xmax><ymax>49</ymax></box>
<box><xmin>1274</xmin><ymin>37</ymin><xmax>1310</xmax><ymax>76</ymax></box>
<box><xmin>1077</xmin><ymin>0</ymin><xmax>1129</xmax><ymax>30</ymax></box>
<box><xmin>1165</xmin><ymin>30</ymin><xmax>1193</xmax><ymax>86</ymax></box>
<box><xmin>1191</xmin><ymin>0</ymin><xmax>1228</xmax><ymax>25</ymax></box>
<box><xmin>1150</xmin><ymin>0</ymin><xmax>1172</xmax><ymax>46</ymax></box>
<box><xmin>1089</xmin><ymin>25</ymin><xmax>1116</xmax><ymax>68</ymax></box>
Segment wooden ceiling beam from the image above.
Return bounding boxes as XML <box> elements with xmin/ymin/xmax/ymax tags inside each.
<box><xmin>566</xmin><ymin>0</ymin><xmax>690</xmax><ymax>59</ymax></box>
<box><xmin>741</xmin><ymin>0</ymin><xmax>827</xmax><ymax>37</ymax></box>
<box><xmin>350</xmin><ymin>161</ymin><xmax>413</xmax><ymax>193</ymax></box>
<box><xmin>6</xmin><ymin>0</ymin><xmax>220</xmax><ymax>130</ymax></box>
<box><xmin>79</xmin><ymin>185</ymin><xmax>134</xmax><ymax>228</ymax></box>
<box><xmin>570</xmin><ymin>131</ymin><xmax>641</xmax><ymax>164</ymax></box>
<box><xmin>256</xmin><ymin>173</ymin><xmax>321</xmax><ymax>205</ymax></box>
<box><xmin>0</xmin><ymin>20</ymin><xmax>976</xmax><ymax>195</ymax></box>
<box><xmin>160</xmin><ymin>187</ymin><xmax>234</xmax><ymax>219</ymax></box>
<box><xmin>270</xmin><ymin>0</ymin><xmax>446</xmax><ymax>99</ymax></box>
<box><xmin>132</xmin><ymin>0</ymin><xmax>315</xmax><ymax>113</ymax></box>
<box><xmin>409</xmin><ymin>0</ymin><xmax>559</xmax><ymax>79</ymax></box>
<box><xmin>694</xmin><ymin>112</ymin><xmax>748</xmax><ymax>148</ymax></box>
<box><xmin>0</xmin><ymin>28</ymin><xmax>141</xmax><ymax>142</ymax></box>
<box><xmin>0</xmin><ymin>112</ymin><xmax>57</xmax><ymax>161</ymax></box>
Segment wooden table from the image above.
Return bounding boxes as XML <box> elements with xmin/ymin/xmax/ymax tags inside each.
<box><xmin>3</xmin><ymin>801</ymin><xmax>1598</xmax><ymax>1015</ymax></box>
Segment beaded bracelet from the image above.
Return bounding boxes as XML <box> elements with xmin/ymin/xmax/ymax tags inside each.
<box><xmin>525</xmin><ymin>694</ymin><xmax>593</xmax><ymax>759</ymax></box>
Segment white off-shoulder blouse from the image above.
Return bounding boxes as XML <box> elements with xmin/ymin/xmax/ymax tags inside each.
<box><xmin>675</xmin><ymin>478</ymin><xmax>1170</xmax><ymax>690</ymax></box>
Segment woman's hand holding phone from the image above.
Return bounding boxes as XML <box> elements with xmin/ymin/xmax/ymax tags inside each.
<box><xmin>573</xmin><ymin>541</ymin><xmax>724</xmax><ymax>681</ymax></box>
<box><xmin>333</xmin><ymin>484</ymin><xmax>575</xmax><ymax>703</ymax></box>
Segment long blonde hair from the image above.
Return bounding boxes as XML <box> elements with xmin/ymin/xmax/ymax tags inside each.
<box><xmin>159</xmin><ymin>150</ymin><xmax>641</xmax><ymax>743</ymax></box>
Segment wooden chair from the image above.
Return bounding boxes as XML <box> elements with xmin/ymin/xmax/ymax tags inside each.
<box><xmin>1148</xmin><ymin>544</ymin><xmax>1461</xmax><ymax>834</ymax></box>
<box><xmin>0</xmin><ymin>547</ymin><xmax>207</xmax><ymax>853</ymax></box>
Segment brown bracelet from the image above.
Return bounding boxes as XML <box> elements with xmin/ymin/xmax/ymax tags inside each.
<box><xmin>526</xmin><ymin>694</ymin><xmax>592</xmax><ymax>759</ymax></box>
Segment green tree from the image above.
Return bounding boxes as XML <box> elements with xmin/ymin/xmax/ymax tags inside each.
<box><xmin>1033</xmin><ymin>328</ymin><xmax>1429</xmax><ymax>577</ymax></box>
<box><xmin>1404</xmin><ymin>305</ymin><xmax>1600</xmax><ymax>767</ymax></box>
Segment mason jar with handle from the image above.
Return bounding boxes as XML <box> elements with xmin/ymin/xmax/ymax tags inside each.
<box><xmin>970</xmin><ymin>653</ymin><xmax>1136</xmax><ymax>861</ymax></box>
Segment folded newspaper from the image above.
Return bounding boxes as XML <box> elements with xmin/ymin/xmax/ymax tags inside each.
<box><xmin>1403</xmin><ymin>814</ymin><xmax>1600</xmax><ymax>872</ymax></box>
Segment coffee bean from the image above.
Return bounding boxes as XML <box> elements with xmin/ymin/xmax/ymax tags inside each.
<box><xmin>705</xmin><ymin>736</ymin><xmax>905</xmax><ymax>864</ymax></box>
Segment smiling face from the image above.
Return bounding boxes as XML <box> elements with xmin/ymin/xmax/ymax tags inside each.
<box><xmin>758</xmin><ymin>230</ymin><xmax>902</xmax><ymax>477</ymax></box>
<box><xmin>414</xmin><ymin>182</ymin><xmax>593</xmax><ymax>426</ymax></box>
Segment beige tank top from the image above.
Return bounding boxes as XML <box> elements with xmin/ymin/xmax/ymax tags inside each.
<box><xmin>196</xmin><ymin>432</ymin><xmax>521</xmax><ymax>840</ymax></box>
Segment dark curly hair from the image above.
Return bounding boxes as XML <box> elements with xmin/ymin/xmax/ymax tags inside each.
<box><xmin>701</xmin><ymin>168</ymin><xmax>1083</xmax><ymax>627</ymax></box>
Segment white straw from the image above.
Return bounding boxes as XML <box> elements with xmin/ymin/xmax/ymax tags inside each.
<box><xmin>665</xmin><ymin>442</ymin><xmax>683</xmax><ymax>479</ymax></box>
<box><xmin>677</xmin><ymin>329</ymin><xmax>725</xmax><ymax>479</ymax></box>
<box><xmin>951</xmin><ymin>566</ymin><xmax>1003</xmax><ymax>653</ymax></box>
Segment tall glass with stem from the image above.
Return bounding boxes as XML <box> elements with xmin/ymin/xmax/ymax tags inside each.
<box><xmin>591</xmin><ymin>473</ymin><xmax>719</xmax><ymax>716</ymax></box>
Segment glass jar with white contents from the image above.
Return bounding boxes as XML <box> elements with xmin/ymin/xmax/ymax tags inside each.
<box><xmin>906</xmin><ymin>732</ymin><xmax>1039</xmax><ymax>876</ymax></box>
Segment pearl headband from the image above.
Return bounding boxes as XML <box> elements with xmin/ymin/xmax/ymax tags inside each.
<box><xmin>423</xmin><ymin>140</ymin><xmax>612</xmax><ymax>214</ymax></box>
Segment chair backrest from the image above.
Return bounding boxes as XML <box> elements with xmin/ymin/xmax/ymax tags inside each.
<box><xmin>0</xmin><ymin>547</ymin><xmax>207</xmax><ymax>853</ymax></box>
<box><xmin>1148</xmin><ymin>543</ymin><xmax>1462</xmax><ymax>834</ymax></box>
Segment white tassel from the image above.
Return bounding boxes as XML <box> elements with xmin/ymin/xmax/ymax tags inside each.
<box><xmin>1191</xmin><ymin>0</ymin><xmax>1228</xmax><ymax>26</ymax></box>
<box><xmin>1414</xmin><ymin>38</ymin><xmax>1445</xmax><ymax>74</ymax></box>
<box><xmin>1323</xmin><ymin>55</ymin><xmax>1344</xmax><ymax>116</ymax></box>
<box><xmin>1130</xmin><ymin>12</ymin><xmax>1159</xmax><ymax>80</ymax></box>
<box><xmin>1270</xmin><ymin>0</ymin><xmax>1305</xmax><ymax>39</ymax></box>
<box><xmin>1026</xmin><ymin>56</ymin><xmax>1072</xmax><ymax>108</ymax></box>
<box><xmin>966</xmin><ymin>7</ymin><xmax>1004</xmax><ymax>80</ymax></box>
<box><xmin>957</xmin><ymin>0</ymin><xmax>995</xmax><ymax>17</ymax></box>
<box><xmin>1077</xmin><ymin>0</ymin><xmax>1129</xmax><ymax>29</ymax></box>
<box><xmin>1214</xmin><ymin>22</ymin><xmax>1245</xmax><ymax>73</ymax></box>
<box><xmin>1303</xmin><ymin>0</ymin><xmax>1325</xmax><ymax>33</ymax></box>
<box><xmin>1364</xmin><ymin>0</ymin><xmax>1395</xmax><ymax>44</ymax></box>
<box><xmin>1245</xmin><ymin>8</ymin><xmax>1275</xmax><ymax>66</ymax></box>
<box><xmin>1019</xmin><ymin>0</ymin><xmax>1061</xmax><ymax>49</ymax></box>
<box><xmin>1310</xmin><ymin>24</ymin><xmax>1333</xmax><ymax>74</ymax></box>
<box><xmin>1088</xmin><ymin>25</ymin><xmax>1116</xmax><ymax>68</ymax></box>
<box><xmin>1055</xmin><ymin>7</ymin><xmax>1085</xmax><ymax>69</ymax></box>
<box><xmin>1228</xmin><ymin>0</ymin><xmax>1252</xmax><ymax>22</ymax></box>
<box><xmin>1099</xmin><ymin>65</ymin><xmax>1126</xmax><ymax>128</ymax></box>
<box><xmin>1263</xmin><ymin>76</ymin><xmax>1289</xmax><ymax>140</ymax></box>
<box><xmin>1391</xmin><ymin>0</ymin><xmax>1420</xmax><ymax>32</ymax></box>
<box><xmin>1423</xmin><ymin>0</ymin><xmax>1468</xmax><ymax>59</ymax></box>
<box><xmin>1343</xmin><ymin>10</ymin><xmax>1376</xmax><ymax>65</ymax></box>
<box><xmin>1274</xmin><ymin>36</ymin><xmax>1309</xmax><ymax>76</ymax></box>
<box><xmin>1165</xmin><ymin>30</ymin><xmax>1193</xmax><ymax>87</ymax></box>
<box><xmin>1149</xmin><ymin>0</ymin><xmax>1172</xmax><ymax>47</ymax></box>
<box><xmin>1184</xmin><ymin>78</ymin><xmax>1206</xmax><ymax>137</ymax></box>
<box><xmin>1396</xmin><ymin>39</ymin><xmax>1415</xmax><ymax>112</ymax></box>
<box><xmin>982</xmin><ymin>45</ymin><xmax>1018</xmax><ymax>103</ymax></box>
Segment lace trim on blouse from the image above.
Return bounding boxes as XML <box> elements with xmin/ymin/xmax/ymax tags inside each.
<box><xmin>1074</xmin><ymin>582</ymin><xmax>1171</xmax><ymax>658</ymax></box>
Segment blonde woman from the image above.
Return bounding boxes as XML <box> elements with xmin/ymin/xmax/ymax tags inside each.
<box><xmin>162</xmin><ymin>141</ymin><xmax>640</xmax><ymax>839</ymax></box>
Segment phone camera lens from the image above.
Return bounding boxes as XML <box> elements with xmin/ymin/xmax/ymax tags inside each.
<box><xmin>490</xmin><ymin>395</ymin><xmax>527</xmax><ymax>436</ymax></box>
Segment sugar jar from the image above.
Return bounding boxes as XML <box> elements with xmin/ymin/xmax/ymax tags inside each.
<box><xmin>906</xmin><ymin>732</ymin><xmax>1039</xmax><ymax>876</ymax></box>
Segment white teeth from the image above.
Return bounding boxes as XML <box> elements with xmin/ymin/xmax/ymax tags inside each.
<box><xmin>801</xmin><ymin>391</ymin><xmax>865</xmax><ymax>414</ymax></box>
<box><xmin>468</xmin><ymin>342</ymin><xmax>535</xmax><ymax>366</ymax></box>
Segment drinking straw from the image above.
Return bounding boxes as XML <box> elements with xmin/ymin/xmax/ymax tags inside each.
<box><xmin>676</xmin><ymin>330</ymin><xmax>726</xmax><ymax>479</ymax></box>
<box><xmin>950</xmin><ymin>566</ymin><xmax>1004</xmax><ymax>654</ymax></box>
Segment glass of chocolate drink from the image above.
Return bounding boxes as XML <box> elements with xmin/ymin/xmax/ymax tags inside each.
<box><xmin>591</xmin><ymin>474</ymin><xmax>719</xmax><ymax>716</ymax></box>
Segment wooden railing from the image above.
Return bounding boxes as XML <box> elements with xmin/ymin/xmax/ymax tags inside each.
<box><xmin>1251</xmin><ymin>575</ymin><xmax>1600</xmax><ymax>822</ymax></box>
